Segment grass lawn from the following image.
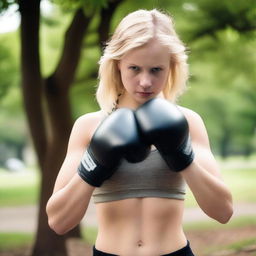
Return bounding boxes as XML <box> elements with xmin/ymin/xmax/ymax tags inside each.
<box><xmin>0</xmin><ymin>232</ymin><xmax>33</xmax><ymax>250</ymax></box>
<box><xmin>0</xmin><ymin>168</ymin><xmax>39</xmax><ymax>206</ymax></box>
<box><xmin>222</xmin><ymin>167</ymin><xmax>256</xmax><ymax>203</ymax></box>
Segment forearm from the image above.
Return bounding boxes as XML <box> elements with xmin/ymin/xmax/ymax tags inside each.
<box><xmin>182</xmin><ymin>161</ymin><xmax>233</xmax><ymax>223</ymax></box>
<box><xmin>46</xmin><ymin>173</ymin><xmax>95</xmax><ymax>235</ymax></box>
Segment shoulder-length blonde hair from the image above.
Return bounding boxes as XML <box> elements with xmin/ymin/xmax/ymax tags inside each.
<box><xmin>96</xmin><ymin>9</ymin><xmax>189</xmax><ymax>113</ymax></box>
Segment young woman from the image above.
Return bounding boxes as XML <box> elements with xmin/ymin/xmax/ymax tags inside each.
<box><xmin>46</xmin><ymin>9</ymin><xmax>233</xmax><ymax>256</ymax></box>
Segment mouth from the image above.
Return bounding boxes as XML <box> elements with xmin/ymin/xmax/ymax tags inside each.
<box><xmin>136</xmin><ymin>92</ymin><xmax>154</xmax><ymax>97</ymax></box>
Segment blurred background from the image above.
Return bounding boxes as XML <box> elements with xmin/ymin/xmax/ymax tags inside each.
<box><xmin>0</xmin><ymin>0</ymin><xmax>255</xmax><ymax>255</ymax></box>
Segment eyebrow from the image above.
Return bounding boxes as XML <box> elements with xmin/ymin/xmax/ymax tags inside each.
<box><xmin>128</xmin><ymin>63</ymin><xmax>166</xmax><ymax>68</ymax></box>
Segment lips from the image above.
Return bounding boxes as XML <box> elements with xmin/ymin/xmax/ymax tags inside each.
<box><xmin>136</xmin><ymin>92</ymin><xmax>153</xmax><ymax>97</ymax></box>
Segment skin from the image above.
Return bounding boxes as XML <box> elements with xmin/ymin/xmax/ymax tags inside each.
<box><xmin>117</xmin><ymin>38</ymin><xmax>170</xmax><ymax>108</ymax></box>
<box><xmin>46</xmin><ymin>39</ymin><xmax>233</xmax><ymax>256</ymax></box>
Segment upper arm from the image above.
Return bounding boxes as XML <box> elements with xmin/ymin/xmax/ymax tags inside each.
<box><xmin>53</xmin><ymin>113</ymin><xmax>102</xmax><ymax>193</ymax></box>
<box><xmin>180</xmin><ymin>107</ymin><xmax>221</xmax><ymax>178</ymax></box>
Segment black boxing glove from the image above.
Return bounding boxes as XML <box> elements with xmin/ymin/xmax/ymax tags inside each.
<box><xmin>135</xmin><ymin>98</ymin><xmax>194</xmax><ymax>172</ymax></box>
<box><xmin>78</xmin><ymin>108</ymin><xmax>150</xmax><ymax>187</ymax></box>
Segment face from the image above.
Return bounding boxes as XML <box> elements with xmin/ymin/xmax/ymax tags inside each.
<box><xmin>118</xmin><ymin>39</ymin><xmax>170</xmax><ymax>109</ymax></box>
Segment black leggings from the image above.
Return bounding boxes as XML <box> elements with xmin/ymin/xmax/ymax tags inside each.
<box><xmin>93</xmin><ymin>241</ymin><xmax>195</xmax><ymax>256</ymax></box>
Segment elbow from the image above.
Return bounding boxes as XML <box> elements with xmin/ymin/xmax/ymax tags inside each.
<box><xmin>48</xmin><ymin>218</ymin><xmax>69</xmax><ymax>235</ymax></box>
<box><xmin>217</xmin><ymin>213</ymin><xmax>232</xmax><ymax>224</ymax></box>
<box><xmin>46</xmin><ymin>201</ymin><xmax>70</xmax><ymax>235</ymax></box>
<box><xmin>216</xmin><ymin>202</ymin><xmax>234</xmax><ymax>224</ymax></box>
<box><xmin>205</xmin><ymin>199</ymin><xmax>233</xmax><ymax>224</ymax></box>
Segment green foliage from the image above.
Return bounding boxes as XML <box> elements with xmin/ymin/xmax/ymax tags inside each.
<box><xmin>52</xmin><ymin>0</ymin><xmax>108</xmax><ymax>16</ymax></box>
<box><xmin>39</xmin><ymin>3</ymin><xmax>100</xmax><ymax>116</ymax></box>
<box><xmin>0</xmin><ymin>34</ymin><xmax>19</xmax><ymax>99</ymax></box>
<box><xmin>179</xmin><ymin>1</ymin><xmax>256</xmax><ymax>155</ymax></box>
<box><xmin>0</xmin><ymin>232</ymin><xmax>33</xmax><ymax>250</ymax></box>
<box><xmin>180</xmin><ymin>0</ymin><xmax>256</xmax><ymax>41</ymax></box>
<box><xmin>40</xmin><ymin>7</ymin><xmax>73</xmax><ymax>76</ymax></box>
<box><xmin>0</xmin><ymin>31</ymin><xmax>26</xmax><ymax>164</ymax></box>
<box><xmin>0</xmin><ymin>43</ymin><xmax>12</xmax><ymax>98</ymax></box>
<box><xmin>0</xmin><ymin>0</ymin><xmax>16</xmax><ymax>13</ymax></box>
<box><xmin>0</xmin><ymin>0</ymin><xmax>256</xmax><ymax>160</ymax></box>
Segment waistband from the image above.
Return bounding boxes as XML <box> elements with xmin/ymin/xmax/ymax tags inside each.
<box><xmin>93</xmin><ymin>241</ymin><xmax>195</xmax><ymax>256</ymax></box>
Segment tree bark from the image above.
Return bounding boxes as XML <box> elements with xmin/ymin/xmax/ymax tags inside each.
<box><xmin>19</xmin><ymin>0</ymin><xmax>68</xmax><ymax>255</ymax></box>
<box><xmin>18</xmin><ymin>1</ymin><xmax>122</xmax><ymax>254</ymax></box>
<box><xmin>19</xmin><ymin>2</ymin><xmax>90</xmax><ymax>255</ymax></box>
<box><xmin>19</xmin><ymin>0</ymin><xmax>47</xmax><ymax>169</ymax></box>
<box><xmin>98</xmin><ymin>0</ymin><xmax>122</xmax><ymax>49</ymax></box>
<box><xmin>32</xmin><ymin>9</ymin><xmax>93</xmax><ymax>256</ymax></box>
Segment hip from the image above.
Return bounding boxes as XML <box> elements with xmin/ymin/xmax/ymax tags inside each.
<box><xmin>95</xmin><ymin>226</ymin><xmax>187</xmax><ymax>256</ymax></box>
<box><xmin>93</xmin><ymin>241</ymin><xmax>195</xmax><ymax>256</ymax></box>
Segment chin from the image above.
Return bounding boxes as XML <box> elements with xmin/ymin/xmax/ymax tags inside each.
<box><xmin>136</xmin><ymin>97</ymin><xmax>152</xmax><ymax>105</ymax></box>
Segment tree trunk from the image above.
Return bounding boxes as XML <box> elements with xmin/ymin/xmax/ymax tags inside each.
<box><xmin>32</xmin><ymin>89</ymin><xmax>72</xmax><ymax>255</ymax></box>
<box><xmin>19</xmin><ymin>0</ymin><xmax>69</xmax><ymax>255</ymax></box>
<box><xmin>98</xmin><ymin>0</ymin><xmax>122</xmax><ymax>49</ymax></box>
<box><xmin>29</xmin><ymin>8</ymin><xmax>93</xmax><ymax>255</ymax></box>
<box><xmin>19</xmin><ymin>0</ymin><xmax>47</xmax><ymax>168</ymax></box>
<box><xmin>18</xmin><ymin>1</ymin><xmax>123</xmax><ymax>255</ymax></box>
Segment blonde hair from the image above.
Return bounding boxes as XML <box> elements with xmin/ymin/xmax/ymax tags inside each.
<box><xmin>96</xmin><ymin>9</ymin><xmax>189</xmax><ymax>113</ymax></box>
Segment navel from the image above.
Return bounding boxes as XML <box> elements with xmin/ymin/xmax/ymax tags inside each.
<box><xmin>137</xmin><ymin>240</ymin><xmax>143</xmax><ymax>247</ymax></box>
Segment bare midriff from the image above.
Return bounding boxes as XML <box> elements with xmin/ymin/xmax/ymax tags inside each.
<box><xmin>95</xmin><ymin>197</ymin><xmax>187</xmax><ymax>256</ymax></box>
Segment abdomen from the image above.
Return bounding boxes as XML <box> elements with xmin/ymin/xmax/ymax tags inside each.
<box><xmin>95</xmin><ymin>197</ymin><xmax>187</xmax><ymax>255</ymax></box>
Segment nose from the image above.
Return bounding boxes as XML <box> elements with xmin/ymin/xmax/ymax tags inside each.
<box><xmin>139</xmin><ymin>72</ymin><xmax>152</xmax><ymax>89</ymax></box>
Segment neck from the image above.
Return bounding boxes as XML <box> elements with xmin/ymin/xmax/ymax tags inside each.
<box><xmin>117</xmin><ymin>92</ymin><xmax>165</xmax><ymax>110</ymax></box>
<box><xmin>117</xmin><ymin>94</ymin><xmax>139</xmax><ymax>110</ymax></box>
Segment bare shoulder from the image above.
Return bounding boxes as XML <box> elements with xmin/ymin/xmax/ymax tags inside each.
<box><xmin>178</xmin><ymin>106</ymin><xmax>203</xmax><ymax>125</ymax></box>
<box><xmin>74</xmin><ymin>110</ymin><xmax>106</xmax><ymax>133</ymax></box>
<box><xmin>67</xmin><ymin>110</ymin><xmax>106</xmax><ymax>152</ymax></box>
<box><xmin>177</xmin><ymin>106</ymin><xmax>210</xmax><ymax>148</ymax></box>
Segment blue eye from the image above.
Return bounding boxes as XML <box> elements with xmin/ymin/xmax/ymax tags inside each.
<box><xmin>151</xmin><ymin>67</ymin><xmax>162</xmax><ymax>73</ymax></box>
<box><xmin>129</xmin><ymin>66</ymin><xmax>140</xmax><ymax>71</ymax></box>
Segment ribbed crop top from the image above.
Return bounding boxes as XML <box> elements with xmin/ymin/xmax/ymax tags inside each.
<box><xmin>93</xmin><ymin>149</ymin><xmax>186</xmax><ymax>203</ymax></box>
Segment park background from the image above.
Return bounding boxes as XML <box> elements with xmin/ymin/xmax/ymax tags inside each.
<box><xmin>0</xmin><ymin>0</ymin><xmax>255</xmax><ymax>255</ymax></box>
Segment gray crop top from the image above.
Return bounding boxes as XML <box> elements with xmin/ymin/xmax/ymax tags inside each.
<box><xmin>93</xmin><ymin>149</ymin><xmax>186</xmax><ymax>203</ymax></box>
